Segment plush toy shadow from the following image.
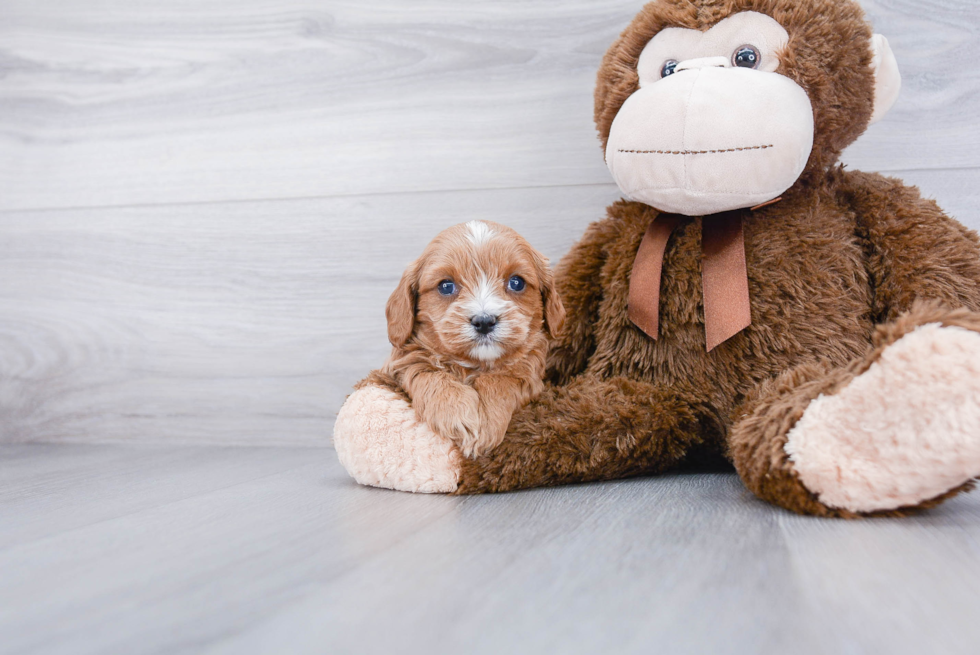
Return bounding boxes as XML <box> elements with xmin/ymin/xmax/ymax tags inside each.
<box><xmin>335</xmin><ymin>0</ymin><xmax>980</xmax><ymax>517</ymax></box>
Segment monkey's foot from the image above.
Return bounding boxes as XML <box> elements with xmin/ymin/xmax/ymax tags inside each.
<box><xmin>786</xmin><ymin>323</ymin><xmax>980</xmax><ymax>513</ymax></box>
<box><xmin>333</xmin><ymin>385</ymin><xmax>461</xmax><ymax>493</ymax></box>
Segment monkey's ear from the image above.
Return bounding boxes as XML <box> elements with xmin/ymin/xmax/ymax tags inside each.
<box><xmin>869</xmin><ymin>34</ymin><xmax>902</xmax><ymax>125</ymax></box>
<box><xmin>386</xmin><ymin>260</ymin><xmax>420</xmax><ymax>347</ymax></box>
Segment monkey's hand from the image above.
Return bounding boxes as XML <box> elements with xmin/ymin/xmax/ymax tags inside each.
<box><xmin>334</xmin><ymin>381</ymin><xmax>462</xmax><ymax>493</ymax></box>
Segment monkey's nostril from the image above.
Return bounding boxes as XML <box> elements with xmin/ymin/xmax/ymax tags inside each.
<box><xmin>471</xmin><ymin>314</ymin><xmax>497</xmax><ymax>335</ymax></box>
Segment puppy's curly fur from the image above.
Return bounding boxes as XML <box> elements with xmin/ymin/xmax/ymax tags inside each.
<box><xmin>381</xmin><ymin>221</ymin><xmax>565</xmax><ymax>457</ymax></box>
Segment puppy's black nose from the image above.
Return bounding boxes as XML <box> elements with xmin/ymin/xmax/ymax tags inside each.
<box><xmin>471</xmin><ymin>314</ymin><xmax>497</xmax><ymax>335</ymax></box>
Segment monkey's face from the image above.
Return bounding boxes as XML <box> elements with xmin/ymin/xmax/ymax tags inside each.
<box><xmin>600</xmin><ymin>3</ymin><xmax>901</xmax><ymax>217</ymax></box>
<box><xmin>606</xmin><ymin>12</ymin><xmax>812</xmax><ymax>215</ymax></box>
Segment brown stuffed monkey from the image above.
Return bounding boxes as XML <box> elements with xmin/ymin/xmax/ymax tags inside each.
<box><xmin>334</xmin><ymin>0</ymin><xmax>980</xmax><ymax>517</ymax></box>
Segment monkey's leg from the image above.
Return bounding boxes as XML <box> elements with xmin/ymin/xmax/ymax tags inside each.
<box><xmin>730</xmin><ymin>303</ymin><xmax>980</xmax><ymax>517</ymax></box>
<box><xmin>455</xmin><ymin>376</ymin><xmax>714</xmax><ymax>494</ymax></box>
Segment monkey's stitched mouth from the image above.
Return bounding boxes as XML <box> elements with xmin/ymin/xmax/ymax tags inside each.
<box><xmin>618</xmin><ymin>144</ymin><xmax>774</xmax><ymax>155</ymax></box>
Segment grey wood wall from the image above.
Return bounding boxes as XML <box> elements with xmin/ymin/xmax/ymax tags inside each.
<box><xmin>1</xmin><ymin>0</ymin><xmax>978</xmax><ymax>446</ymax></box>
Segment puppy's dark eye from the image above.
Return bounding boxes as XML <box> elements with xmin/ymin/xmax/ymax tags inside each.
<box><xmin>661</xmin><ymin>59</ymin><xmax>679</xmax><ymax>78</ymax></box>
<box><xmin>507</xmin><ymin>275</ymin><xmax>526</xmax><ymax>292</ymax></box>
<box><xmin>733</xmin><ymin>45</ymin><xmax>761</xmax><ymax>69</ymax></box>
<box><xmin>437</xmin><ymin>280</ymin><xmax>457</xmax><ymax>296</ymax></box>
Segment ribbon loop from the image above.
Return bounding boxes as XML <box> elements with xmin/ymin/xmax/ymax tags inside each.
<box><xmin>628</xmin><ymin>215</ymin><xmax>682</xmax><ymax>339</ymax></box>
<box><xmin>701</xmin><ymin>213</ymin><xmax>752</xmax><ymax>351</ymax></box>
<box><xmin>628</xmin><ymin>213</ymin><xmax>752</xmax><ymax>351</ymax></box>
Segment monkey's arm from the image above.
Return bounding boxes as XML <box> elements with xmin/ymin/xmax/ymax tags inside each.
<box><xmin>546</xmin><ymin>210</ymin><xmax>630</xmax><ymax>385</ymax></box>
<box><xmin>844</xmin><ymin>170</ymin><xmax>980</xmax><ymax>320</ymax></box>
<box><xmin>455</xmin><ymin>375</ymin><xmax>715</xmax><ymax>494</ymax></box>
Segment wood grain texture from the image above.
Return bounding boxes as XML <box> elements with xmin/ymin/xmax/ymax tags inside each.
<box><xmin>1</xmin><ymin>0</ymin><xmax>979</xmax><ymax>446</ymax></box>
<box><xmin>3</xmin><ymin>5</ymin><xmax>980</xmax><ymax>652</ymax></box>
<box><xmin>0</xmin><ymin>184</ymin><xmax>622</xmax><ymax>445</ymax></box>
<box><xmin>2</xmin><ymin>444</ymin><xmax>980</xmax><ymax>655</ymax></box>
<box><xmin>0</xmin><ymin>0</ymin><xmax>977</xmax><ymax>211</ymax></box>
<box><xmin>1</xmin><ymin>169</ymin><xmax>977</xmax><ymax>446</ymax></box>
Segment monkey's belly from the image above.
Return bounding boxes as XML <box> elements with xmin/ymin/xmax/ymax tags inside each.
<box><xmin>587</xmin><ymin>210</ymin><xmax>875</xmax><ymax>405</ymax></box>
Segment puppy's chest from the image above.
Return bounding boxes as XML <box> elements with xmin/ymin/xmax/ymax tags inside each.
<box><xmin>589</xmin><ymin>209</ymin><xmax>873</xmax><ymax>381</ymax></box>
<box><xmin>446</xmin><ymin>362</ymin><xmax>516</xmax><ymax>388</ymax></box>
<box><xmin>446</xmin><ymin>363</ymin><xmax>482</xmax><ymax>386</ymax></box>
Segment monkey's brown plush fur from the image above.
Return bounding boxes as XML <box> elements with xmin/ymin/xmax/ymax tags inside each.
<box><xmin>452</xmin><ymin>0</ymin><xmax>980</xmax><ymax>516</ymax></box>
<box><xmin>334</xmin><ymin>0</ymin><xmax>980</xmax><ymax>515</ymax></box>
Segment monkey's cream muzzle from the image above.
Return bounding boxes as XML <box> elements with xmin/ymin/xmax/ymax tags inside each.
<box><xmin>604</xmin><ymin>10</ymin><xmax>900</xmax><ymax>218</ymax></box>
<box><xmin>605</xmin><ymin>64</ymin><xmax>815</xmax><ymax>216</ymax></box>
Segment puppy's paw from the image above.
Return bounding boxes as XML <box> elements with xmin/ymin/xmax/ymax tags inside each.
<box><xmin>468</xmin><ymin>404</ymin><xmax>512</xmax><ymax>458</ymax></box>
<box><xmin>415</xmin><ymin>383</ymin><xmax>482</xmax><ymax>452</ymax></box>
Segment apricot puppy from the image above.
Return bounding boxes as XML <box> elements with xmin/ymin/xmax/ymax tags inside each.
<box><xmin>382</xmin><ymin>221</ymin><xmax>565</xmax><ymax>457</ymax></box>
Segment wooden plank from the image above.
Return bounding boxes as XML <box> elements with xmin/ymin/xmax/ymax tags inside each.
<box><xmin>216</xmin><ymin>472</ymin><xmax>980</xmax><ymax>655</ymax></box>
<box><xmin>0</xmin><ymin>0</ymin><xmax>977</xmax><ymax>212</ymax></box>
<box><xmin>2</xmin><ymin>444</ymin><xmax>979</xmax><ymax>654</ymax></box>
<box><xmin>0</xmin><ymin>445</ymin><xmax>464</xmax><ymax>655</ymax></box>
<box><xmin>1</xmin><ymin>170</ymin><xmax>976</xmax><ymax>446</ymax></box>
<box><xmin>899</xmin><ymin>167</ymin><xmax>980</xmax><ymax>227</ymax></box>
<box><xmin>0</xmin><ymin>443</ymin><xmax>318</xmax><ymax>549</ymax></box>
<box><xmin>843</xmin><ymin>0</ymin><xmax>980</xmax><ymax>171</ymax></box>
<box><xmin>0</xmin><ymin>183</ymin><xmax>622</xmax><ymax>445</ymax></box>
<box><xmin>208</xmin><ymin>473</ymin><xmax>819</xmax><ymax>655</ymax></box>
<box><xmin>778</xmin><ymin>508</ymin><xmax>980</xmax><ymax>654</ymax></box>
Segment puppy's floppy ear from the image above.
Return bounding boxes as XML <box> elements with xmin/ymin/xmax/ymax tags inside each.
<box><xmin>533</xmin><ymin>251</ymin><xmax>565</xmax><ymax>339</ymax></box>
<box><xmin>386</xmin><ymin>259</ymin><xmax>420</xmax><ymax>347</ymax></box>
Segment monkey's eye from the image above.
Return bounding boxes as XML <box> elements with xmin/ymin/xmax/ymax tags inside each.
<box><xmin>437</xmin><ymin>280</ymin><xmax>457</xmax><ymax>296</ymax></box>
<box><xmin>507</xmin><ymin>275</ymin><xmax>526</xmax><ymax>292</ymax></box>
<box><xmin>660</xmin><ymin>60</ymin><xmax>679</xmax><ymax>78</ymax></box>
<box><xmin>733</xmin><ymin>45</ymin><xmax>761</xmax><ymax>69</ymax></box>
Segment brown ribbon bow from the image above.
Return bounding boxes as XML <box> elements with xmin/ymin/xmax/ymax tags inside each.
<box><xmin>628</xmin><ymin>213</ymin><xmax>752</xmax><ymax>352</ymax></box>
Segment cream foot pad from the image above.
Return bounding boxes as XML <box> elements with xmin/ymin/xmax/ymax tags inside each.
<box><xmin>333</xmin><ymin>385</ymin><xmax>461</xmax><ymax>493</ymax></box>
<box><xmin>786</xmin><ymin>324</ymin><xmax>980</xmax><ymax>512</ymax></box>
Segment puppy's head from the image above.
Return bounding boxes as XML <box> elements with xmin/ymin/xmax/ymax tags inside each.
<box><xmin>386</xmin><ymin>221</ymin><xmax>565</xmax><ymax>366</ymax></box>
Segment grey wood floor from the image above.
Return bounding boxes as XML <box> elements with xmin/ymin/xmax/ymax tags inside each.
<box><xmin>3</xmin><ymin>443</ymin><xmax>980</xmax><ymax>655</ymax></box>
<box><xmin>3</xmin><ymin>2</ymin><xmax>980</xmax><ymax>653</ymax></box>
